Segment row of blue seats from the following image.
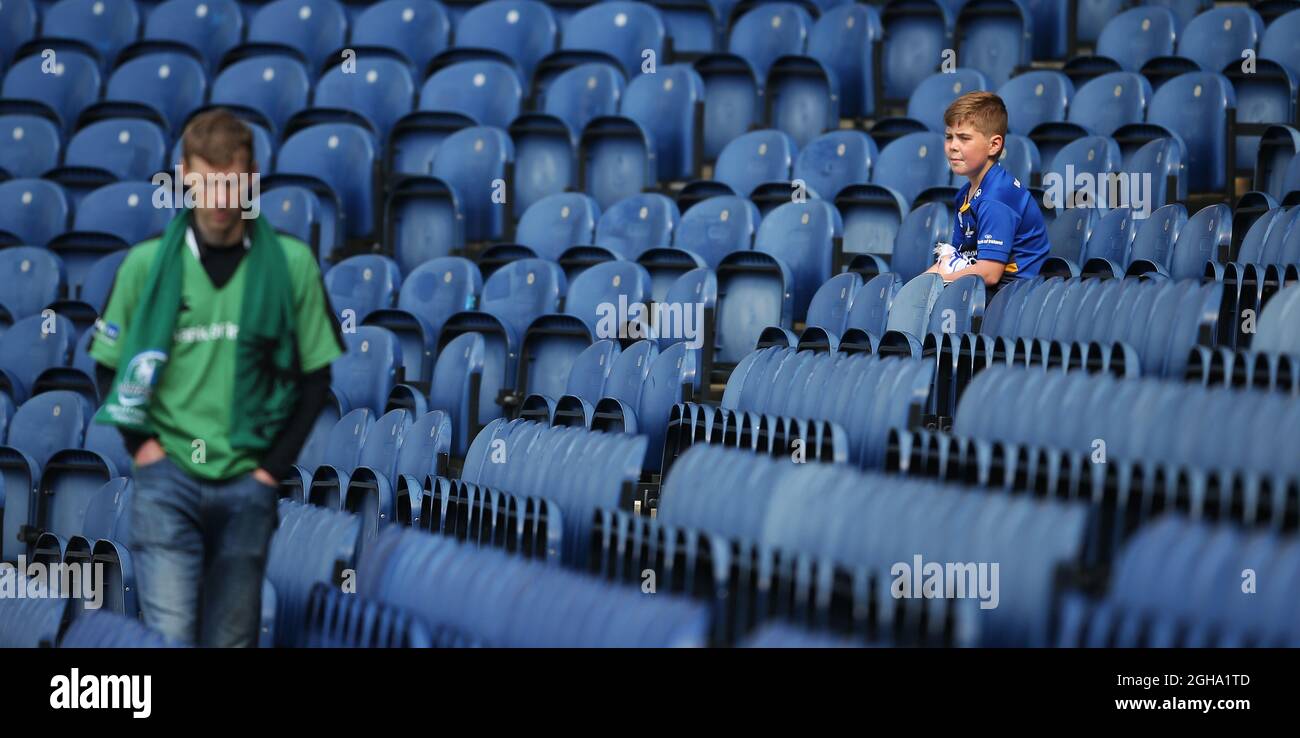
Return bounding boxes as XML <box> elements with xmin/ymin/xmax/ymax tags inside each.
<box><xmin>660</xmin><ymin>443</ymin><xmax>1092</xmax><ymax>646</ymax></box>
<box><xmin>419</xmin><ymin>476</ymin><xmax>563</xmax><ymax>561</ymax></box>
<box><xmin>955</xmin><ymin>365</ymin><xmax>1300</xmax><ymax>482</ymax></box>
<box><xmin>356</xmin><ymin>524</ymin><xmax>711</xmax><ymax>646</ymax></box>
<box><xmin>287</xmin><ymin>407</ymin><xmax>450</xmax><ymax>544</ymax></box>
<box><xmin>1058</xmin><ymin>516</ymin><xmax>1300</xmax><ymax>647</ymax></box>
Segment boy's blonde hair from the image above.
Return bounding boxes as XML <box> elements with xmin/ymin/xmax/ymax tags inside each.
<box><xmin>943</xmin><ymin>91</ymin><xmax>1008</xmax><ymax>139</ymax></box>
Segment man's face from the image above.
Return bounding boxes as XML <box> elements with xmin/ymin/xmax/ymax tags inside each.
<box><xmin>945</xmin><ymin>122</ymin><xmax>1002</xmax><ymax>179</ymax></box>
<box><xmin>180</xmin><ymin>152</ymin><xmax>255</xmax><ymax>242</ymax></box>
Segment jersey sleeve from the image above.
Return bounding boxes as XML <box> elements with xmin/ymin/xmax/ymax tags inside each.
<box><xmin>973</xmin><ymin>200</ymin><xmax>1020</xmax><ymax>264</ymax></box>
<box><xmin>88</xmin><ymin>245</ymin><xmax>150</xmax><ymax>369</ymax></box>
<box><xmin>287</xmin><ymin>241</ymin><xmax>345</xmax><ymax>373</ymax></box>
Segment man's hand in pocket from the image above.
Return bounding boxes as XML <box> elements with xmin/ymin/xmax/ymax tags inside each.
<box><xmin>134</xmin><ymin>438</ymin><xmax>166</xmax><ymax>467</ymax></box>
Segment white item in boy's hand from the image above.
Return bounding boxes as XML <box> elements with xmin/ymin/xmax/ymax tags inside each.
<box><xmin>933</xmin><ymin>242</ymin><xmax>978</xmax><ymax>275</ymax></box>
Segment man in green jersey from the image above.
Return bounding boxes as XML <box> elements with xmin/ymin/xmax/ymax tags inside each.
<box><xmin>90</xmin><ymin>109</ymin><xmax>344</xmax><ymax>646</ymax></box>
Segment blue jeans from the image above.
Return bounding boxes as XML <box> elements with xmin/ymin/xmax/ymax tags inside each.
<box><xmin>130</xmin><ymin>456</ymin><xmax>279</xmax><ymax>647</ymax></box>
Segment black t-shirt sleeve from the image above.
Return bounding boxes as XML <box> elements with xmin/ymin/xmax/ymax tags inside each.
<box><xmin>258</xmin><ymin>364</ymin><xmax>332</xmax><ymax>481</ymax></box>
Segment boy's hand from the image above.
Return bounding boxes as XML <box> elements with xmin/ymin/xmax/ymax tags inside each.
<box><xmin>252</xmin><ymin>468</ymin><xmax>278</xmax><ymax>487</ymax></box>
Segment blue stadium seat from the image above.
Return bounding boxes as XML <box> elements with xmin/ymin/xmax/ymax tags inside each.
<box><xmin>540</xmin><ymin>62</ymin><xmax>625</xmax><ymax>140</ymax></box>
<box><xmin>1077</xmin><ymin>207</ymin><xmax>1135</xmax><ymax>272</ymax></box>
<box><xmin>261</xmin><ymin>185</ymin><xmax>330</xmax><ymax>262</ymax></box>
<box><xmin>1147</xmin><ymin>72</ymin><xmax>1235</xmax><ymax>194</ymax></box>
<box><xmin>452</xmin><ymin>0</ymin><xmax>557</xmax><ymax>84</ymax></box>
<box><xmin>325</xmin><ymin>255</ymin><xmax>402</xmax><ymax>323</ymax></box>
<box><xmin>672</xmin><ymin>195</ymin><xmax>759</xmax><ymax>268</ymax></box>
<box><xmin>383</xmin><ymin>176</ymin><xmax>462</xmax><ymax>275</ymax></box>
<box><xmin>1228</xmin><ymin>58</ymin><xmax>1297</xmax><ymax>170</ymax></box>
<box><xmin>753</xmin><ymin>199</ymin><xmax>838</xmax><ymax>320</ymax></box>
<box><xmin>1076</xmin><ymin>0</ymin><xmax>1125</xmax><ymax>47</ymax></box>
<box><xmin>75</xmin><ymin>250</ymin><xmax>127</xmax><ymax>315</ymax></box>
<box><xmin>693</xmin><ymin>50</ymin><xmax>760</xmax><ymax>163</ymax></box>
<box><xmin>305</xmin><ymin>407</ymin><xmax>373</xmax><ymax>507</ymax></box>
<box><xmin>906</xmin><ymin>69</ymin><xmax>991</xmax><ymax>132</ymax></box>
<box><xmin>1126</xmin><ymin>136</ymin><xmax>1187</xmax><ymax>208</ymax></box>
<box><xmin>81</xmin><ymin>477</ymin><xmax>132</xmax><ymax>542</ymax></box>
<box><xmin>1261</xmin><ymin>8</ymin><xmax>1300</xmax><ymax>76</ymax></box>
<box><xmin>209</xmin><ymin>55</ymin><xmax>311</xmax><ymax>136</ymax></box>
<box><xmin>553</xmin><ymin>338</ymin><xmax>620</xmax><ymax>423</ymax></box>
<box><xmin>142</xmin><ymin>0</ymin><xmax>244</xmax><ymax>73</ymax></box>
<box><xmin>799</xmin><ymin>271</ymin><xmax>861</xmax><ymax>349</ymax></box>
<box><xmin>351</xmin><ymin>0</ymin><xmax>451</xmax><ymax>75</ymax></box>
<box><xmin>723</xmin><ymin>2</ymin><xmax>815</xmax><ymax>89</ymax></box>
<box><xmin>430</xmin><ymin>126</ymin><xmax>515</xmax><ymax>243</ymax></box>
<box><xmin>765</xmin><ymin>54</ymin><xmax>838</xmax><ymax>149</ymax></box>
<box><xmin>1021</xmin><ymin>0</ymin><xmax>1068</xmax><ymax>59</ymax></box>
<box><xmin>0</xmin><ymin>179</ymin><xmax>68</xmax><ymax>247</ymax></box>
<box><xmin>513</xmin><ymin>192</ymin><xmax>600</xmax><ymax>262</ymax></box>
<box><xmin>1145</xmin><ymin>0</ymin><xmax>1212</xmax><ymax>31</ymax></box>
<box><xmin>419</xmin><ymin>60</ymin><xmax>523</xmax><ymax>130</ymax></box>
<box><xmin>997</xmin><ymin>70</ymin><xmax>1072</xmax><ymax>135</ymax></box>
<box><xmin>363</xmin><ymin>256</ymin><xmax>481</xmax><ymax>384</ymax></box>
<box><xmin>508</xmin><ymin>113</ymin><xmax>576</xmax><ymax>214</ymax></box>
<box><xmin>0</xmin><ymin>114</ymin><xmax>60</xmax><ymax>179</ymax></box>
<box><xmin>518</xmin><ymin>260</ymin><xmax>652</xmax><ymax>403</ymax></box>
<box><xmin>313</xmin><ymin>58</ymin><xmax>415</xmax><ymax>143</ymax></box>
<box><xmin>42</xmin><ymin>0</ymin><xmax>140</xmax><ymax>69</ymax></box>
<box><xmin>61</xmin><ymin>119</ymin><xmax>169</xmax><ymax>182</ymax></box>
<box><xmin>72</xmin><ymin>181</ymin><xmax>174</xmax><ymax>245</ymax></box>
<box><xmin>618</xmin><ymin>64</ymin><xmax>704</xmax><ymax>181</ymax></box>
<box><xmin>998</xmin><ymin>134</ymin><xmax>1041</xmax><ymax>184</ymax></box>
<box><xmin>881</xmin><ymin>0</ymin><xmax>953</xmax><ymax>101</ymax></box>
<box><xmin>889</xmin><ymin>201</ymin><xmax>953</xmax><ymax>282</ymax></box>
<box><xmin>1044</xmin><ymin>136</ymin><xmax>1122</xmax><ymax>207</ymax></box>
<box><xmin>578</xmin><ymin>116</ymin><xmax>655</xmax><ymax>210</ymax></box>
<box><xmin>808</xmin><ymin>2</ymin><xmax>884</xmax><ymax>119</ymax></box>
<box><xmin>1126</xmin><ymin>202</ymin><xmax>1188</xmax><ymax>274</ymax></box>
<box><xmin>0</xmin><ymin>313</ymin><xmax>76</xmax><ymax>405</ymax></box>
<box><xmin>655</xmin><ymin>266</ymin><xmax>716</xmax><ymax>351</ymax></box>
<box><xmin>837</xmin><ymin>183</ymin><xmax>908</xmax><ymax>260</ymax></box>
<box><xmin>711</xmin><ymin>129</ymin><xmax>797</xmax><ymax>197</ymax></box>
<box><xmin>334</xmin><ymin>326</ymin><xmax>402</xmax><ymax>415</ymax></box>
<box><xmin>1045</xmin><ymin>207</ymin><xmax>1098</xmax><ymax>269</ymax></box>
<box><xmin>1171</xmin><ymin>7</ymin><xmax>1263</xmax><ymax>74</ymax></box>
<box><xmin>791</xmin><ymin>130</ymin><xmax>875</xmax><ymax>202</ymax></box>
<box><xmin>0</xmin><ymin>246</ymin><xmax>64</xmax><ymax>322</ymax></box>
<box><xmin>84</xmin><ymin>416</ymin><xmax>131</xmax><ymax>479</ymax></box>
<box><xmin>1168</xmin><ymin>203</ymin><xmax>1231</xmax><ymax>279</ymax></box>
<box><xmin>0</xmin><ymin>390</ymin><xmax>90</xmax><ymax>562</ymax></box>
<box><xmin>102</xmin><ymin>52</ymin><xmax>209</xmax><ymax>137</ymax></box>
<box><xmin>1</xmin><ymin>49</ymin><xmax>102</xmax><ymax>132</ymax></box>
<box><xmin>244</xmin><ymin>0</ymin><xmax>347</xmax><ymax>73</ymax></box>
<box><xmin>0</xmin><ymin>0</ymin><xmax>37</xmax><ymax>73</ymax></box>
<box><xmin>428</xmin><ymin>332</ymin><xmax>484</xmax><ymax>457</ymax></box>
<box><xmin>589</xmin><ymin>193</ymin><xmax>680</xmax><ymax>261</ymax></box>
<box><xmin>277</xmin><ymin>123</ymin><xmax>377</xmax><ymax>239</ymax></box>
<box><xmin>955</xmin><ymin>0</ymin><xmax>1031</xmax><ymax>88</ymax></box>
<box><xmin>637</xmin><ymin>341</ymin><xmax>697</xmax><ymax>471</ymax></box>
<box><xmin>1255</xmin><ymin>125</ymin><xmax>1300</xmax><ymax>201</ymax></box>
<box><xmin>436</xmin><ymin>258</ymin><xmax>564</xmax><ymax>429</ymax></box>
<box><xmin>873</xmin><ymin>131</ymin><xmax>949</xmax><ymax>207</ymax></box>
<box><xmin>554</xmin><ymin>1</ymin><xmax>666</xmax><ymax>79</ymax></box>
<box><xmin>1064</xmin><ymin>72</ymin><xmax>1152</xmax><ymax>136</ymax></box>
<box><xmin>1095</xmin><ymin>6</ymin><xmax>1177</xmax><ymax>71</ymax></box>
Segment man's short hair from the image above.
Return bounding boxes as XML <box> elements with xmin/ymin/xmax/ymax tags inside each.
<box><xmin>181</xmin><ymin>109</ymin><xmax>255</xmax><ymax>170</ymax></box>
<box><xmin>943</xmin><ymin>91</ymin><xmax>1008</xmax><ymax>139</ymax></box>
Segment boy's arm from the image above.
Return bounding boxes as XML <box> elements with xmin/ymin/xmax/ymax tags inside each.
<box><xmin>940</xmin><ymin>259</ymin><xmax>1006</xmax><ymax>286</ymax></box>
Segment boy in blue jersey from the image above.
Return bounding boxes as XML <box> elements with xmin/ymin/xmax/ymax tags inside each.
<box><xmin>925</xmin><ymin>91</ymin><xmax>1050</xmax><ymax>288</ymax></box>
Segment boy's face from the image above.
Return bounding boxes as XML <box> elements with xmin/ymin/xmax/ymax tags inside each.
<box><xmin>945</xmin><ymin>121</ymin><xmax>1003</xmax><ymax>180</ymax></box>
